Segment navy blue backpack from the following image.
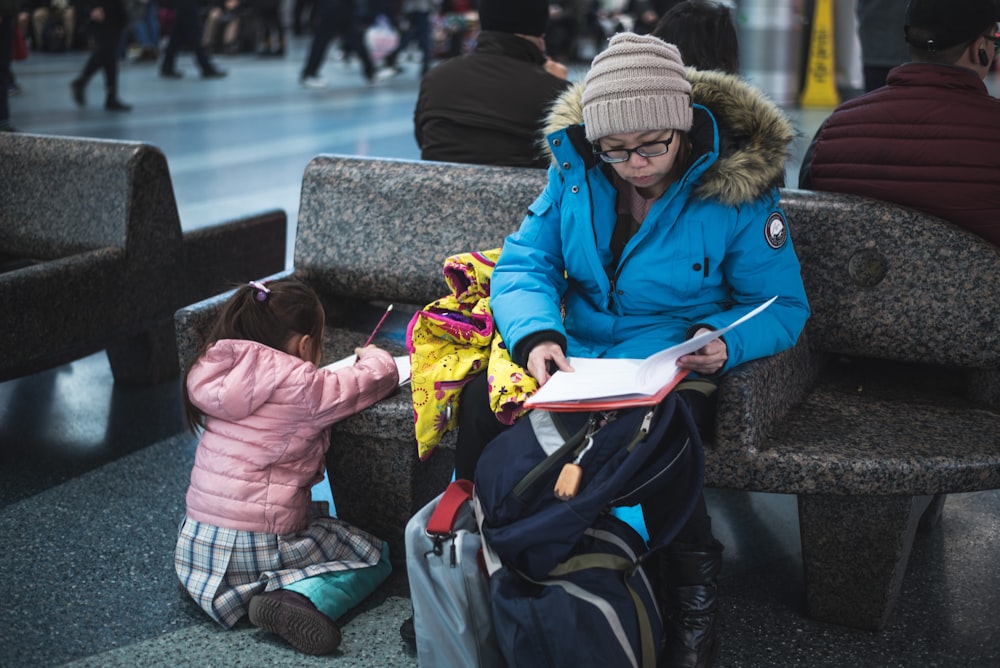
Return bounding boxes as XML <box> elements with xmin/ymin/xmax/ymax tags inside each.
<box><xmin>474</xmin><ymin>392</ymin><xmax>705</xmax><ymax>667</ymax></box>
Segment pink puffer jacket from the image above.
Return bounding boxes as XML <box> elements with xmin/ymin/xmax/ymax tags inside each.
<box><xmin>184</xmin><ymin>339</ymin><xmax>398</xmax><ymax>534</ymax></box>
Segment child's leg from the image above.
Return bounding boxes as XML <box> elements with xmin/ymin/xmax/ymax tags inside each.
<box><xmin>283</xmin><ymin>542</ymin><xmax>392</xmax><ymax>622</ymax></box>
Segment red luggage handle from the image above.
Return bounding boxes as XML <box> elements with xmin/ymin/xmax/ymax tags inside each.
<box><xmin>426</xmin><ymin>479</ymin><xmax>474</xmax><ymax>536</ymax></box>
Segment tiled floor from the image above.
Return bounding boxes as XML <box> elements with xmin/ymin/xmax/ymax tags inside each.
<box><xmin>2</xmin><ymin>39</ymin><xmax>999</xmax><ymax>667</ymax></box>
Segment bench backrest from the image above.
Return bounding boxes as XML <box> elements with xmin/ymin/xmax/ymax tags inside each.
<box><xmin>293</xmin><ymin>159</ymin><xmax>1000</xmax><ymax>370</ymax></box>
<box><xmin>0</xmin><ymin>134</ymin><xmax>182</xmax><ymax>259</ymax></box>
<box><xmin>294</xmin><ymin>155</ymin><xmax>548</xmax><ymax>307</ymax></box>
<box><xmin>782</xmin><ymin>189</ymin><xmax>1000</xmax><ymax>370</ymax></box>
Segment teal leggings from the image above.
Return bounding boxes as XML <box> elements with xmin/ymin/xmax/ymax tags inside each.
<box><xmin>284</xmin><ymin>543</ymin><xmax>392</xmax><ymax>621</ymax></box>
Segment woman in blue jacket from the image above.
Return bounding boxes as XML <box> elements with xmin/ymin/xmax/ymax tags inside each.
<box><xmin>459</xmin><ymin>33</ymin><xmax>809</xmax><ymax>667</ymax></box>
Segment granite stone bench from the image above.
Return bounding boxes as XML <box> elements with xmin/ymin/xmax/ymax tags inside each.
<box><xmin>173</xmin><ymin>156</ymin><xmax>1000</xmax><ymax>632</ymax></box>
<box><xmin>708</xmin><ymin>189</ymin><xmax>1000</xmax><ymax>630</ymax></box>
<box><xmin>0</xmin><ymin>133</ymin><xmax>286</xmax><ymax>385</ymax></box>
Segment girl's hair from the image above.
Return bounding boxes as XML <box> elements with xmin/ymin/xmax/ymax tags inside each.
<box><xmin>182</xmin><ymin>277</ymin><xmax>324</xmax><ymax>433</ymax></box>
<box><xmin>653</xmin><ymin>1</ymin><xmax>741</xmax><ymax>74</ymax></box>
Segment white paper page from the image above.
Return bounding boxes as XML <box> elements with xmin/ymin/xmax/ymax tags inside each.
<box><xmin>322</xmin><ymin>355</ymin><xmax>355</xmax><ymax>373</ymax></box>
<box><xmin>322</xmin><ymin>354</ymin><xmax>411</xmax><ymax>386</ymax></box>
<box><xmin>394</xmin><ymin>355</ymin><xmax>412</xmax><ymax>385</ymax></box>
<box><xmin>528</xmin><ymin>356</ymin><xmax>646</xmax><ymax>402</ymax></box>
<box><xmin>635</xmin><ymin>297</ymin><xmax>777</xmax><ymax>387</ymax></box>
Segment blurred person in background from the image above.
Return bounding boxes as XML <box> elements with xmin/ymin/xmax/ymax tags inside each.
<box><xmin>653</xmin><ymin>0</ymin><xmax>738</xmax><ymax>73</ymax></box>
<box><xmin>70</xmin><ymin>0</ymin><xmax>131</xmax><ymax>111</ymax></box>
<box><xmin>414</xmin><ymin>0</ymin><xmax>571</xmax><ymax>168</ymax></box>
<box><xmin>800</xmin><ymin>0</ymin><xmax>1000</xmax><ymax>247</ymax></box>
<box><xmin>160</xmin><ymin>0</ymin><xmax>228</xmax><ymax>78</ymax></box>
<box><xmin>856</xmin><ymin>0</ymin><xmax>910</xmax><ymax>91</ymax></box>
<box><xmin>1</xmin><ymin>0</ymin><xmax>16</xmax><ymax>130</ymax></box>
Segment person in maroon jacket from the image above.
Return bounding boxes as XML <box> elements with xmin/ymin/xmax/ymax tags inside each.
<box><xmin>799</xmin><ymin>0</ymin><xmax>1000</xmax><ymax>248</ymax></box>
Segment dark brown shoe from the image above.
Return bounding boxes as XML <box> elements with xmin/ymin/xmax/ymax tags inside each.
<box><xmin>248</xmin><ymin>589</ymin><xmax>341</xmax><ymax>655</ymax></box>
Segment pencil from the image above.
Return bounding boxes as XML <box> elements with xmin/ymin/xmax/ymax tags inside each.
<box><xmin>361</xmin><ymin>304</ymin><xmax>393</xmax><ymax>348</ymax></box>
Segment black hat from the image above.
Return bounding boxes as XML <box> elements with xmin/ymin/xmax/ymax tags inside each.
<box><xmin>904</xmin><ymin>0</ymin><xmax>1000</xmax><ymax>51</ymax></box>
<box><xmin>478</xmin><ymin>0</ymin><xmax>550</xmax><ymax>37</ymax></box>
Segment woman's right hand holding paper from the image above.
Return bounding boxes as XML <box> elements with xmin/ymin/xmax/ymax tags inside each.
<box><xmin>527</xmin><ymin>342</ymin><xmax>574</xmax><ymax>385</ymax></box>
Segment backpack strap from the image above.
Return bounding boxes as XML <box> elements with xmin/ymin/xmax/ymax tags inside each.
<box><xmin>426</xmin><ymin>479</ymin><xmax>474</xmax><ymax>536</ymax></box>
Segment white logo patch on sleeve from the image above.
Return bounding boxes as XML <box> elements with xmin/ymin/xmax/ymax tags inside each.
<box><xmin>764</xmin><ymin>211</ymin><xmax>788</xmax><ymax>249</ymax></box>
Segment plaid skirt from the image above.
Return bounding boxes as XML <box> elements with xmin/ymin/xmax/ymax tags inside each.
<box><xmin>175</xmin><ymin>503</ymin><xmax>383</xmax><ymax>628</ymax></box>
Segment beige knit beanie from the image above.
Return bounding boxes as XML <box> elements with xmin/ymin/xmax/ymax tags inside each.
<box><xmin>582</xmin><ymin>33</ymin><xmax>693</xmax><ymax>142</ymax></box>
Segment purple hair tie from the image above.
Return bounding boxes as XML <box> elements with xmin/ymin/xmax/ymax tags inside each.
<box><xmin>249</xmin><ymin>281</ymin><xmax>270</xmax><ymax>302</ymax></box>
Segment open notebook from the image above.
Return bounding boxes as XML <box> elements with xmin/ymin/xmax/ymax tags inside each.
<box><xmin>525</xmin><ymin>297</ymin><xmax>776</xmax><ymax>411</ymax></box>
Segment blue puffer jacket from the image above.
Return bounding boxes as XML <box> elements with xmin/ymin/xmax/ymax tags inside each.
<box><xmin>491</xmin><ymin>73</ymin><xmax>810</xmax><ymax>372</ymax></box>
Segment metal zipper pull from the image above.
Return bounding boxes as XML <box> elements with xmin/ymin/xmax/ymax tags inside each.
<box><xmin>639</xmin><ymin>409</ymin><xmax>654</xmax><ymax>435</ymax></box>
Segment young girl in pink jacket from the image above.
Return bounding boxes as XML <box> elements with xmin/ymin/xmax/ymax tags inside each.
<box><xmin>175</xmin><ymin>277</ymin><xmax>399</xmax><ymax>655</ymax></box>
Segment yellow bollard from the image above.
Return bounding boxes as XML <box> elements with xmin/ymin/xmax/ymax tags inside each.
<box><xmin>800</xmin><ymin>0</ymin><xmax>840</xmax><ymax>108</ymax></box>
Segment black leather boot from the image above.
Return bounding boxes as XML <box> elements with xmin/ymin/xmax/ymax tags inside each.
<box><xmin>658</xmin><ymin>540</ymin><xmax>723</xmax><ymax>668</ymax></box>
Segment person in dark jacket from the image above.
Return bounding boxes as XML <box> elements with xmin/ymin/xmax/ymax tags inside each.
<box><xmin>799</xmin><ymin>0</ymin><xmax>1000</xmax><ymax>247</ymax></box>
<box><xmin>413</xmin><ymin>0</ymin><xmax>571</xmax><ymax>168</ymax></box>
<box><xmin>69</xmin><ymin>0</ymin><xmax>131</xmax><ymax>111</ymax></box>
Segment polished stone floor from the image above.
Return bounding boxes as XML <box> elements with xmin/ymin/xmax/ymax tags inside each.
<box><xmin>2</xmin><ymin>39</ymin><xmax>999</xmax><ymax>667</ymax></box>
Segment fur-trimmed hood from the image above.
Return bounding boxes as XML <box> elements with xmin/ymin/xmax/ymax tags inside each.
<box><xmin>542</xmin><ymin>69</ymin><xmax>796</xmax><ymax>206</ymax></box>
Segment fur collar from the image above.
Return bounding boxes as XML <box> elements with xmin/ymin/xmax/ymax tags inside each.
<box><xmin>541</xmin><ymin>69</ymin><xmax>797</xmax><ymax>206</ymax></box>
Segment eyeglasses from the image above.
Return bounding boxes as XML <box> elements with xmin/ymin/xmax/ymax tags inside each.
<box><xmin>593</xmin><ymin>131</ymin><xmax>675</xmax><ymax>164</ymax></box>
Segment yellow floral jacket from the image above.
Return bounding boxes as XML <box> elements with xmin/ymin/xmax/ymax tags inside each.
<box><xmin>407</xmin><ymin>249</ymin><xmax>537</xmax><ymax>461</ymax></box>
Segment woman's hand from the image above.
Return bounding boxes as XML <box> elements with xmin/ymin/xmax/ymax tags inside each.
<box><xmin>677</xmin><ymin>328</ymin><xmax>728</xmax><ymax>375</ymax></box>
<box><xmin>526</xmin><ymin>341</ymin><xmax>574</xmax><ymax>385</ymax></box>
